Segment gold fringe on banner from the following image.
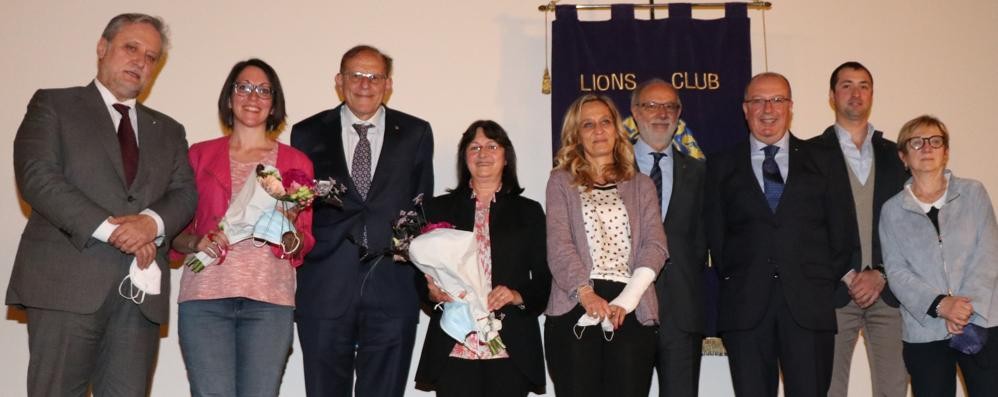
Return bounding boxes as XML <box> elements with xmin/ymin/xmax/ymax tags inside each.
<box><xmin>702</xmin><ymin>337</ymin><xmax>727</xmax><ymax>356</ymax></box>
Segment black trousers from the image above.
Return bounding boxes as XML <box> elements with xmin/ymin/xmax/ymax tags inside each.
<box><xmin>544</xmin><ymin>279</ymin><xmax>657</xmax><ymax>397</ymax></box>
<box><xmin>655</xmin><ymin>317</ymin><xmax>703</xmax><ymax>397</ymax></box>
<box><xmin>721</xmin><ymin>281</ymin><xmax>835</xmax><ymax>397</ymax></box>
<box><xmin>903</xmin><ymin>326</ymin><xmax>998</xmax><ymax>397</ymax></box>
<box><xmin>435</xmin><ymin>356</ymin><xmax>532</xmax><ymax>397</ymax></box>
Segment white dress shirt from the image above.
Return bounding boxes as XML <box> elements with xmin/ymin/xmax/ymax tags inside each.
<box><xmin>834</xmin><ymin>123</ymin><xmax>875</xmax><ymax>185</ymax></box>
<box><xmin>340</xmin><ymin>105</ymin><xmax>386</xmax><ymax>178</ymax></box>
<box><xmin>633</xmin><ymin>137</ymin><xmax>674</xmax><ymax>220</ymax></box>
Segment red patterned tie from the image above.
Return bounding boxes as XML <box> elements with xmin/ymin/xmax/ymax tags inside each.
<box><xmin>112</xmin><ymin>104</ymin><xmax>139</xmax><ymax>187</ymax></box>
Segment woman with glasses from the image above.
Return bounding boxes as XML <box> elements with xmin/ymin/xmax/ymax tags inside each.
<box><xmin>169</xmin><ymin>58</ymin><xmax>315</xmax><ymax>396</ymax></box>
<box><xmin>544</xmin><ymin>94</ymin><xmax>667</xmax><ymax>397</ymax></box>
<box><xmin>879</xmin><ymin>115</ymin><xmax>998</xmax><ymax>396</ymax></box>
<box><xmin>414</xmin><ymin>120</ymin><xmax>551</xmax><ymax>396</ymax></box>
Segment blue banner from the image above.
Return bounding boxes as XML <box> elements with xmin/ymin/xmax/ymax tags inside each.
<box><xmin>551</xmin><ymin>2</ymin><xmax>751</xmax><ymax>156</ymax></box>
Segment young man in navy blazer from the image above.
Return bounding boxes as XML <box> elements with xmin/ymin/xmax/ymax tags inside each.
<box><xmin>809</xmin><ymin>62</ymin><xmax>908</xmax><ymax>397</ymax></box>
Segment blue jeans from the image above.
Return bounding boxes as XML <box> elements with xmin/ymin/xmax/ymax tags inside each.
<box><xmin>179</xmin><ymin>298</ymin><xmax>294</xmax><ymax>397</ymax></box>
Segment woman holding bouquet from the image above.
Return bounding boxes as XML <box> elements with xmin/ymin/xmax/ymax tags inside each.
<box><xmin>879</xmin><ymin>115</ymin><xmax>998</xmax><ymax>396</ymax></box>
<box><xmin>169</xmin><ymin>59</ymin><xmax>315</xmax><ymax>396</ymax></box>
<box><xmin>544</xmin><ymin>94</ymin><xmax>667</xmax><ymax>397</ymax></box>
<box><xmin>414</xmin><ymin>120</ymin><xmax>551</xmax><ymax>396</ymax></box>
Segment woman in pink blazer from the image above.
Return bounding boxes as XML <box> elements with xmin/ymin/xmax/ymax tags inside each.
<box><xmin>169</xmin><ymin>59</ymin><xmax>314</xmax><ymax>396</ymax></box>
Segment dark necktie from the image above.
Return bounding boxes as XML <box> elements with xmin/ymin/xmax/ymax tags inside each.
<box><xmin>112</xmin><ymin>104</ymin><xmax>139</xmax><ymax>188</ymax></box>
<box><xmin>351</xmin><ymin>123</ymin><xmax>373</xmax><ymax>200</ymax></box>
<box><xmin>762</xmin><ymin>145</ymin><xmax>784</xmax><ymax>212</ymax></box>
<box><xmin>649</xmin><ymin>152</ymin><xmax>667</xmax><ymax>206</ymax></box>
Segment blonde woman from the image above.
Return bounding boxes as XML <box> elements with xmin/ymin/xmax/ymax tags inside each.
<box><xmin>544</xmin><ymin>94</ymin><xmax>668</xmax><ymax>397</ymax></box>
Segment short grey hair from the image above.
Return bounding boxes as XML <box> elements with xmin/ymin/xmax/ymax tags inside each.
<box><xmin>101</xmin><ymin>13</ymin><xmax>170</xmax><ymax>51</ymax></box>
<box><xmin>630</xmin><ymin>78</ymin><xmax>681</xmax><ymax>109</ymax></box>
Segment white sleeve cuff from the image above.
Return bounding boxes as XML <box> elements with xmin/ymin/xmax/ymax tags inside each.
<box><xmin>141</xmin><ymin>209</ymin><xmax>166</xmax><ymax>246</ymax></box>
<box><xmin>92</xmin><ymin>218</ymin><xmax>116</xmax><ymax>242</ymax></box>
<box><xmin>609</xmin><ymin>267</ymin><xmax>657</xmax><ymax>314</ymax></box>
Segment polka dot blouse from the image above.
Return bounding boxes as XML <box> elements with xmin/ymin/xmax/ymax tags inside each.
<box><xmin>580</xmin><ymin>184</ymin><xmax>633</xmax><ymax>283</ymax></box>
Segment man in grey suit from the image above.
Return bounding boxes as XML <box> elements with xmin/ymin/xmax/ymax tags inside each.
<box><xmin>7</xmin><ymin>13</ymin><xmax>197</xmax><ymax>396</ymax></box>
<box><xmin>630</xmin><ymin>79</ymin><xmax>707</xmax><ymax>397</ymax></box>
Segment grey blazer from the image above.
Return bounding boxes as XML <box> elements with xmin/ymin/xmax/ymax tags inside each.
<box><xmin>7</xmin><ymin>82</ymin><xmax>197</xmax><ymax>324</ymax></box>
<box><xmin>545</xmin><ymin>168</ymin><xmax>668</xmax><ymax>325</ymax></box>
<box><xmin>880</xmin><ymin>173</ymin><xmax>998</xmax><ymax>343</ymax></box>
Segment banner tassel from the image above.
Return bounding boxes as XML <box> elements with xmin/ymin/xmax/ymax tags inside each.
<box><xmin>542</xmin><ymin>1</ymin><xmax>555</xmax><ymax>94</ymax></box>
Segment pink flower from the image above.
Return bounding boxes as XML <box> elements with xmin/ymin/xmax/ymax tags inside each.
<box><xmin>420</xmin><ymin>221</ymin><xmax>454</xmax><ymax>234</ymax></box>
<box><xmin>282</xmin><ymin>169</ymin><xmax>313</xmax><ymax>191</ymax></box>
<box><xmin>260</xmin><ymin>175</ymin><xmax>286</xmax><ymax>197</ymax></box>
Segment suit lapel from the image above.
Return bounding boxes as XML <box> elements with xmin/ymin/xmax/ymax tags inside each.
<box><xmin>131</xmin><ymin>104</ymin><xmax>161</xmax><ymax>192</ymax></box>
<box><xmin>83</xmin><ymin>83</ymin><xmax>129</xmax><ymax>189</ymax></box>
<box><xmin>368</xmin><ymin>107</ymin><xmax>401</xmax><ymax>201</ymax></box>
<box><xmin>735</xmin><ymin>141</ymin><xmax>771</xmax><ymax>214</ymax></box>
<box><xmin>775</xmin><ymin>134</ymin><xmax>805</xmax><ymax>216</ymax></box>
<box><xmin>872</xmin><ymin>132</ymin><xmax>900</xmax><ymax>202</ymax></box>
<box><xmin>665</xmin><ymin>151</ymin><xmax>693</xmax><ymax>224</ymax></box>
<box><xmin>321</xmin><ymin>106</ymin><xmax>362</xmax><ymax>203</ymax></box>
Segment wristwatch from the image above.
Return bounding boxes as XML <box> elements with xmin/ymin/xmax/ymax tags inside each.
<box><xmin>873</xmin><ymin>266</ymin><xmax>887</xmax><ymax>281</ymax></box>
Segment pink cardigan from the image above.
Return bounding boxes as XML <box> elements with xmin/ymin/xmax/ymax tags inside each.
<box><xmin>544</xmin><ymin>168</ymin><xmax>669</xmax><ymax>325</ymax></box>
<box><xmin>169</xmin><ymin>136</ymin><xmax>315</xmax><ymax>267</ymax></box>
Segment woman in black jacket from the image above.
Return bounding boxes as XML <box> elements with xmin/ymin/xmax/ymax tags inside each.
<box><xmin>414</xmin><ymin>120</ymin><xmax>551</xmax><ymax>396</ymax></box>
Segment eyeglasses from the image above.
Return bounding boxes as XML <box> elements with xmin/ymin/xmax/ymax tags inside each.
<box><xmin>906</xmin><ymin>135</ymin><xmax>946</xmax><ymax>151</ymax></box>
<box><xmin>467</xmin><ymin>144</ymin><xmax>501</xmax><ymax>154</ymax></box>
<box><xmin>233</xmin><ymin>82</ymin><xmax>274</xmax><ymax>99</ymax></box>
<box><xmin>345</xmin><ymin>71</ymin><xmax>388</xmax><ymax>84</ymax></box>
<box><xmin>637</xmin><ymin>101</ymin><xmax>681</xmax><ymax>114</ymax></box>
<box><xmin>744</xmin><ymin>96</ymin><xmax>792</xmax><ymax>109</ymax></box>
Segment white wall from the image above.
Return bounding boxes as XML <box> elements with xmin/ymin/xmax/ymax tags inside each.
<box><xmin>2</xmin><ymin>1</ymin><xmax>996</xmax><ymax>395</ymax></box>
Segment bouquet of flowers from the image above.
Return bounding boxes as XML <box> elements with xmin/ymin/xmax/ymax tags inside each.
<box><xmin>408</xmin><ymin>227</ymin><xmax>507</xmax><ymax>355</ymax></box>
<box><xmin>183</xmin><ymin>165</ymin><xmax>346</xmax><ymax>273</ymax></box>
<box><xmin>389</xmin><ymin>193</ymin><xmax>427</xmax><ymax>262</ymax></box>
<box><xmin>256</xmin><ymin>164</ymin><xmax>347</xmax><ymax>208</ymax></box>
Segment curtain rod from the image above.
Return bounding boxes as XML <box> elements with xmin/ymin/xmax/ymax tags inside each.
<box><xmin>537</xmin><ymin>1</ymin><xmax>772</xmax><ymax>12</ymax></box>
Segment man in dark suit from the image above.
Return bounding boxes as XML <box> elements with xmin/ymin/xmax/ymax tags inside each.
<box><xmin>7</xmin><ymin>13</ymin><xmax>197</xmax><ymax>396</ymax></box>
<box><xmin>291</xmin><ymin>45</ymin><xmax>434</xmax><ymax>397</ymax></box>
<box><xmin>629</xmin><ymin>79</ymin><xmax>707</xmax><ymax>397</ymax></box>
<box><xmin>705</xmin><ymin>72</ymin><xmax>850</xmax><ymax>396</ymax></box>
<box><xmin>809</xmin><ymin>62</ymin><xmax>908</xmax><ymax>397</ymax></box>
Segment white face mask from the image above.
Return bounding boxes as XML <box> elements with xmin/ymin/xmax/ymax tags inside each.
<box><xmin>573</xmin><ymin>313</ymin><xmax>615</xmax><ymax>342</ymax></box>
<box><xmin>118</xmin><ymin>258</ymin><xmax>161</xmax><ymax>304</ymax></box>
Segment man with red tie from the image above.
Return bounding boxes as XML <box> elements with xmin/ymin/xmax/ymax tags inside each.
<box><xmin>8</xmin><ymin>13</ymin><xmax>197</xmax><ymax>396</ymax></box>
